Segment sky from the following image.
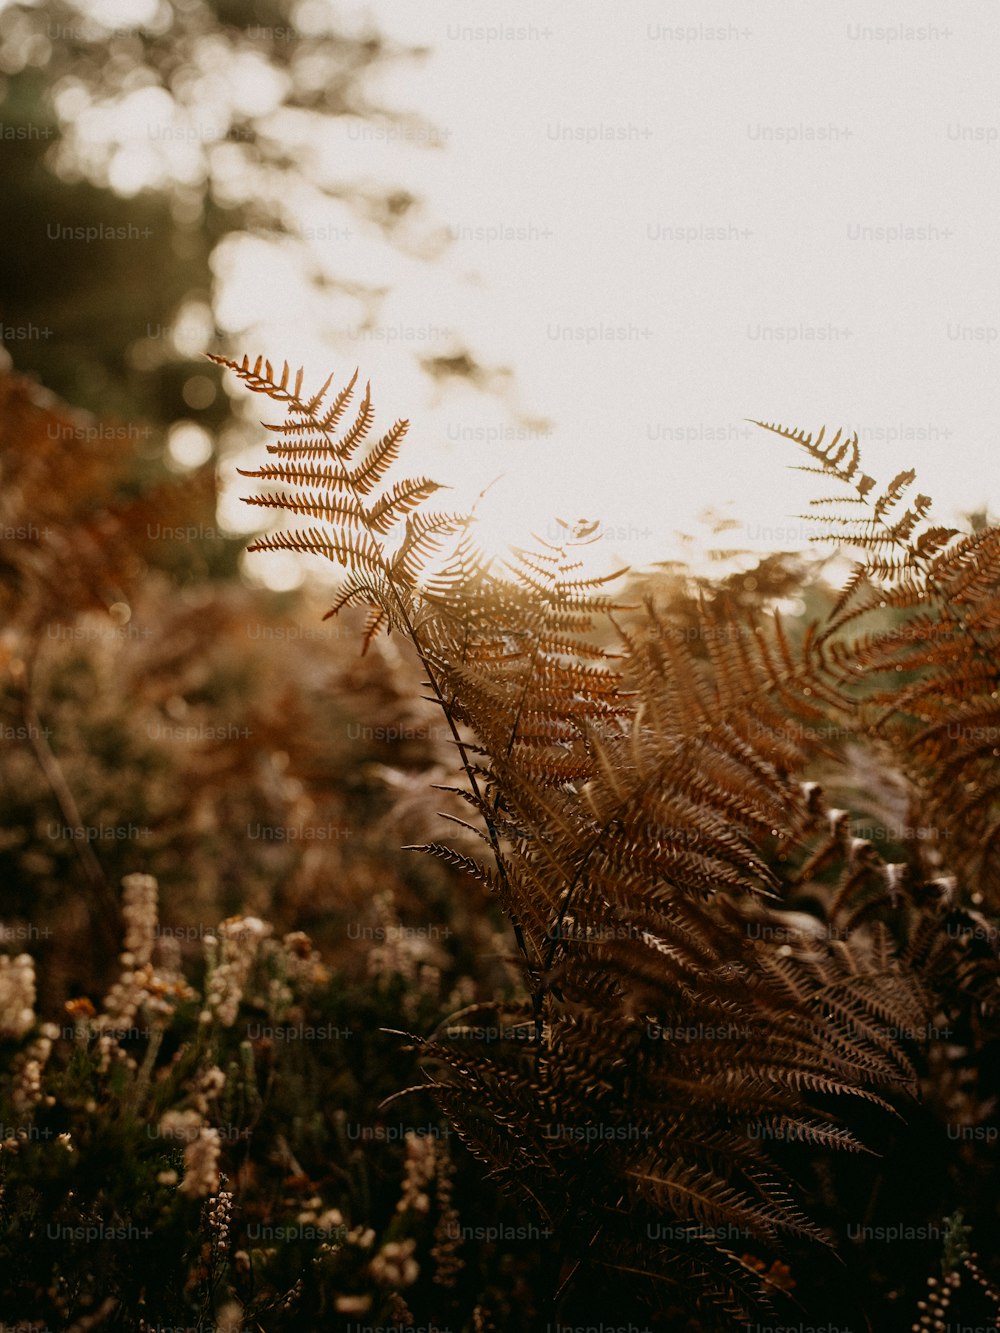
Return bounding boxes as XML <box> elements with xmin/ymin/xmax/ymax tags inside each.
<box><xmin>13</xmin><ymin>0</ymin><xmax>1000</xmax><ymax>583</ymax></box>
<box><xmin>342</xmin><ymin>0</ymin><xmax>1000</xmax><ymax>571</ymax></box>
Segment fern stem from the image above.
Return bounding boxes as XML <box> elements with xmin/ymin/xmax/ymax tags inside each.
<box><xmin>254</xmin><ymin>365</ymin><xmax>540</xmax><ymax>988</ymax></box>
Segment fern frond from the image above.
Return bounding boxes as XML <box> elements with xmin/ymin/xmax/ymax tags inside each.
<box><xmin>206</xmin><ymin>352</ymin><xmax>308</xmax><ymax>408</ymax></box>
<box><xmin>346</xmin><ymin>417</ymin><xmax>408</xmax><ymax>494</ymax></box>
<box><xmin>247</xmin><ymin>526</ymin><xmax>384</xmax><ymax>577</ymax></box>
<box><xmin>241</xmin><ymin>489</ymin><xmax>363</xmax><ymax>528</ymax></box>
<box><xmin>365</xmin><ymin>477</ymin><xmax>442</xmax><ymax>534</ymax></box>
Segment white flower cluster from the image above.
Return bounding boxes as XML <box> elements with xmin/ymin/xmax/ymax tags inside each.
<box><xmin>911</xmin><ymin>1270</ymin><xmax>962</xmax><ymax>1331</ymax></box>
<box><xmin>93</xmin><ymin>1031</ymin><xmax>133</xmax><ymax>1075</ymax></box>
<box><xmin>180</xmin><ymin>1126</ymin><xmax>221</xmax><ymax>1198</ymax></box>
<box><xmin>158</xmin><ymin>1108</ymin><xmax>204</xmax><ymax>1143</ymax></box>
<box><xmin>266</xmin><ymin>931</ymin><xmax>329</xmax><ymax>1015</ymax></box>
<box><xmin>97</xmin><ymin>875</ymin><xmax>195</xmax><ymax>1047</ymax></box>
<box><xmin>369</xmin><ymin>1237</ymin><xmax>419</xmax><ymax>1288</ymax></box>
<box><xmin>364</xmin><ymin>891</ymin><xmax>445</xmax><ymax>1013</ymax></box>
<box><xmin>280</xmin><ymin>931</ymin><xmax>327</xmax><ymax>986</ymax></box>
<box><xmin>99</xmin><ymin>874</ymin><xmax>159</xmax><ymax>1028</ymax></box>
<box><xmin>366</xmin><ymin>891</ymin><xmax>416</xmax><ymax>983</ymax></box>
<box><xmin>193</xmin><ymin>1064</ymin><xmax>226</xmax><ymax>1116</ymax></box>
<box><xmin>296</xmin><ymin>1197</ymin><xmax>344</xmax><ymax>1230</ymax></box>
<box><xmin>9</xmin><ymin>1023</ymin><xmax>59</xmax><ymax>1120</ymax></box>
<box><xmin>396</xmin><ymin>1130</ymin><xmax>436</xmax><ymax>1215</ymax></box>
<box><xmin>159</xmin><ymin>1069</ymin><xmax>229</xmax><ymax>1199</ymax></box>
<box><xmin>201</xmin><ymin>916</ymin><xmax>271</xmax><ymax>1027</ymax></box>
<box><xmin>0</xmin><ymin>953</ymin><xmax>36</xmax><ymax>1039</ymax></box>
<box><xmin>209</xmin><ymin>1188</ymin><xmax>233</xmax><ymax>1248</ymax></box>
<box><xmin>122</xmin><ymin>873</ymin><xmax>158</xmax><ymax>965</ymax></box>
<box><xmin>280</xmin><ymin>1277</ymin><xmax>303</xmax><ymax>1311</ymax></box>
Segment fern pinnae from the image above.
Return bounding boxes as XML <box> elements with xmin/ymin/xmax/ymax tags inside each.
<box><xmin>246</xmin><ymin>526</ymin><xmax>384</xmax><ymax>575</ymax></box>
<box><xmin>241</xmin><ymin>488</ymin><xmax>363</xmax><ymax>528</ymax></box>
<box><xmin>346</xmin><ymin>416</ymin><xmax>408</xmax><ymax>493</ymax></box>
<box><xmin>240</xmin><ymin>460</ymin><xmax>351</xmax><ymax>486</ymax></box>
<box><xmin>365</xmin><ymin>477</ymin><xmax>442</xmax><ymax>534</ymax></box>
<box><xmin>206</xmin><ymin>352</ymin><xmax>308</xmax><ymax>408</ymax></box>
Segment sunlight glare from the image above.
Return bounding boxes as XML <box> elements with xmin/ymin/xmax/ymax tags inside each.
<box><xmin>71</xmin><ymin>0</ymin><xmax>161</xmax><ymax>31</ymax></box>
<box><xmin>166</xmin><ymin>421</ymin><xmax>213</xmax><ymax>470</ymax></box>
<box><xmin>239</xmin><ymin>547</ymin><xmax>304</xmax><ymax>593</ymax></box>
<box><xmin>217</xmin><ymin>458</ymin><xmax>267</xmax><ymax>536</ymax></box>
<box><xmin>226</xmin><ymin>51</ymin><xmax>288</xmax><ymax>118</ymax></box>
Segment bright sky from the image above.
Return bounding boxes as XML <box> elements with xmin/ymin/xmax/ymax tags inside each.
<box><xmin>249</xmin><ymin>0</ymin><xmax>999</xmax><ymax>577</ymax></box>
<box><xmin>17</xmin><ymin>0</ymin><xmax>1000</xmax><ymax>584</ymax></box>
<box><xmin>396</xmin><ymin>2</ymin><xmax>1000</xmax><ymax>526</ymax></box>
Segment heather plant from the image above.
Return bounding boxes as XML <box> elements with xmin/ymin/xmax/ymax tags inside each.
<box><xmin>0</xmin><ymin>873</ymin><xmax>541</xmax><ymax>1329</ymax></box>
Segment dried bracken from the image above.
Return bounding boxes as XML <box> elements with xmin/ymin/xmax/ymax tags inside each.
<box><xmin>212</xmin><ymin>356</ymin><xmax>1000</xmax><ymax>1327</ymax></box>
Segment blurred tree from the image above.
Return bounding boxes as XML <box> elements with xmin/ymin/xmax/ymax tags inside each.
<box><xmin>0</xmin><ymin>0</ymin><xmax>432</xmax><ymax>428</ymax></box>
<box><xmin>0</xmin><ymin>363</ymin><xmax>501</xmax><ymax>1007</ymax></box>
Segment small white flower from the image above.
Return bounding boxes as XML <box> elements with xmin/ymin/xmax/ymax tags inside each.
<box><xmin>335</xmin><ymin>1295</ymin><xmax>372</xmax><ymax>1314</ymax></box>
<box><xmin>159</xmin><ymin>1108</ymin><xmax>203</xmax><ymax>1143</ymax></box>
<box><xmin>202</xmin><ymin>916</ymin><xmax>272</xmax><ymax>1027</ymax></box>
<box><xmin>370</xmin><ymin>1237</ymin><xmax>419</xmax><ymax>1288</ymax></box>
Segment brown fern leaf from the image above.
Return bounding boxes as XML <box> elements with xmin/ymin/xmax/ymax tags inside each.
<box><xmin>206</xmin><ymin>352</ymin><xmax>308</xmax><ymax>408</ymax></box>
